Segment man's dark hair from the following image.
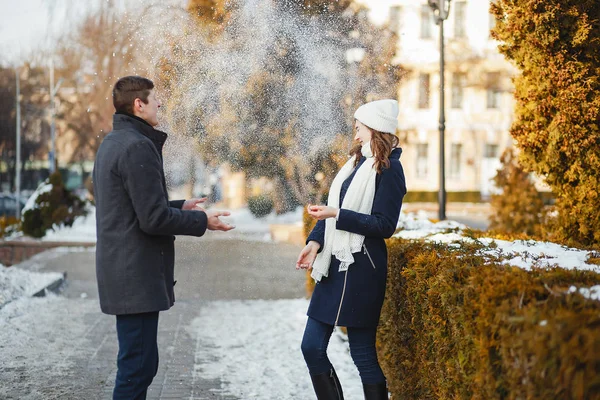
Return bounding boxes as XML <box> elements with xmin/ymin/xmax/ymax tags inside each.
<box><xmin>112</xmin><ymin>76</ymin><xmax>154</xmax><ymax>114</ymax></box>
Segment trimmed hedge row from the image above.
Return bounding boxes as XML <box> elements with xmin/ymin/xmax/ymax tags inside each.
<box><xmin>402</xmin><ymin>191</ymin><xmax>554</xmax><ymax>204</ymax></box>
<box><xmin>378</xmin><ymin>239</ymin><xmax>600</xmax><ymax>399</ymax></box>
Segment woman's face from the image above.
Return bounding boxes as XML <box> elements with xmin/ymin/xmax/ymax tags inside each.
<box><xmin>354</xmin><ymin>120</ymin><xmax>373</xmax><ymax>145</ymax></box>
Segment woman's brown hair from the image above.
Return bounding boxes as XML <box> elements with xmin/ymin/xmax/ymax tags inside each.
<box><xmin>350</xmin><ymin>126</ymin><xmax>400</xmax><ymax>174</ymax></box>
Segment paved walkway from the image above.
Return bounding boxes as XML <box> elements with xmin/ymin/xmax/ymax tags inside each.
<box><xmin>0</xmin><ymin>236</ymin><xmax>304</xmax><ymax>400</ymax></box>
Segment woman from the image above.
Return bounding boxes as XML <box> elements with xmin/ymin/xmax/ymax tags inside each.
<box><xmin>297</xmin><ymin>99</ymin><xmax>406</xmax><ymax>400</ymax></box>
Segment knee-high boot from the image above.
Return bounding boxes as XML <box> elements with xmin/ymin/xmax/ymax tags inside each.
<box><xmin>309</xmin><ymin>368</ymin><xmax>344</xmax><ymax>400</ymax></box>
<box><xmin>362</xmin><ymin>381</ymin><xmax>388</xmax><ymax>400</ymax></box>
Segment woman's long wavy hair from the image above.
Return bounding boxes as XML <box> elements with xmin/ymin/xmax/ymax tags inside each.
<box><xmin>350</xmin><ymin>124</ymin><xmax>400</xmax><ymax>174</ymax></box>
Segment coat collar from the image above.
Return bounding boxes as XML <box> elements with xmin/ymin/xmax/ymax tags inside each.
<box><xmin>390</xmin><ymin>147</ymin><xmax>402</xmax><ymax>160</ymax></box>
<box><xmin>113</xmin><ymin>112</ymin><xmax>168</xmax><ymax>146</ymax></box>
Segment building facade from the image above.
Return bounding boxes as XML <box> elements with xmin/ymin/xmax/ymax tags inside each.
<box><xmin>388</xmin><ymin>0</ymin><xmax>517</xmax><ymax>198</ymax></box>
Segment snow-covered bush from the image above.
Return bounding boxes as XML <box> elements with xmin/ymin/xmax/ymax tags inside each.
<box><xmin>247</xmin><ymin>194</ymin><xmax>274</xmax><ymax>219</ymax></box>
<box><xmin>21</xmin><ymin>172</ymin><xmax>88</xmax><ymax>238</ymax></box>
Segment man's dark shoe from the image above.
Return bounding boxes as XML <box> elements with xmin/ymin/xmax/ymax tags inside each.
<box><xmin>309</xmin><ymin>368</ymin><xmax>344</xmax><ymax>399</ymax></box>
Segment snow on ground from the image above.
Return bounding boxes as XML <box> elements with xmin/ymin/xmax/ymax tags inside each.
<box><xmin>190</xmin><ymin>298</ymin><xmax>363</xmax><ymax>400</ymax></box>
<box><xmin>0</xmin><ymin>263</ymin><xmax>63</xmax><ymax>308</ymax></box>
<box><xmin>0</xmin><ymin>295</ymin><xmax>103</xmax><ymax>400</ymax></box>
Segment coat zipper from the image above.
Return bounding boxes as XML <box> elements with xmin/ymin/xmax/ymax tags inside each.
<box><xmin>334</xmin><ymin>271</ymin><xmax>348</xmax><ymax>326</ymax></box>
<box><xmin>363</xmin><ymin>244</ymin><xmax>376</xmax><ymax>269</ymax></box>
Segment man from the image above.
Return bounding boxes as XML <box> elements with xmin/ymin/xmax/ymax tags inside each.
<box><xmin>93</xmin><ymin>76</ymin><xmax>234</xmax><ymax>400</ymax></box>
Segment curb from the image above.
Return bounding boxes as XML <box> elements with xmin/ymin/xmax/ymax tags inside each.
<box><xmin>32</xmin><ymin>271</ymin><xmax>67</xmax><ymax>298</ymax></box>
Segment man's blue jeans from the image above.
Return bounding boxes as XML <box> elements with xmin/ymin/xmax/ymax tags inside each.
<box><xmin>301</xmin><ymin>317</ymin><xmax>386</xmax><ymax>385</ymax></box>
<box><xmin>113</xmin><ymin>311</ymin><xmax>159</xmax><ymax>400</ymax></box>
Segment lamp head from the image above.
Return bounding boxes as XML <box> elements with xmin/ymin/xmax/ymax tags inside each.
<box><xmin>428</xmin><ymin>0</ymin><xmax>451</xmax><ymax>23</ymax></box>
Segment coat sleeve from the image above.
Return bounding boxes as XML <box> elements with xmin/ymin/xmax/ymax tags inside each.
<box><xmin>169</xmin><ymin>200</ymin><xmax>185</xmax><ymax>209</ymax></box>
<box><xmin>335</xmin><ymin>162</ymin><xmax>406</xmax><ymax>239</ymax></box>
<box><xmin>121</xmin><ymin>140</ymin><xmax>208</xmax><ymax>237</ymax></box>
<box><xmin>306</xmin><ymin>219</ymin><xmax>326</xmax><ymax>253</ymax></box>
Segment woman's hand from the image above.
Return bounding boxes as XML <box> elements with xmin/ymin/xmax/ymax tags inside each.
<box><xmin>307</xmin><ymin>204</ymin><xmax>338</xmax><ymax>220</ymax></box>
<box><xmin>296</xmin><ymin>241</ymin><xmax>321</xmax><ymax>270</ymax></box>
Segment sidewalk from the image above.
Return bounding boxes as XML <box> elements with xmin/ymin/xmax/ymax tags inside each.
<box><xmin>0</xmin><ymin>237</ymin><xmax>306</xmax><ymax>399</ymax></box>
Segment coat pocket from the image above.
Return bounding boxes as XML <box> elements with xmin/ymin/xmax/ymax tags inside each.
<box><xmin>363</xmin><ymin>244</ymin><xmax>376</xmax><ymax>269</ymax></box>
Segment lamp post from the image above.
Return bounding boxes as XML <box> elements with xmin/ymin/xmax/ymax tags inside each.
<box><xmin>49</xmin><ymin>59</ymin><xmax>63</xmax><ymax>174</ymax></box>
<box><xmin>428</xmin><ymin>0</ymin><xmax>451</xmax><ymax>220</ymax></box>
<box><xmin>15</xmin><ymin>67</ymin><xmax>21</xmax><ymax>220</ymax></box>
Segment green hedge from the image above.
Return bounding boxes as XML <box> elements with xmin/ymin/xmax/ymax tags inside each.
<box><xmin>378</xmin><ymin>238</ymin><xmax>600</xmax><ymax>399</ymax></box>
<box><xmin>403</xmin><ymin>191</ymin><xmax>483</xmax><ymax>203</ymax></box>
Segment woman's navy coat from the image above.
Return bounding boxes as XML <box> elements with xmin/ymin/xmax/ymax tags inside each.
<box><xmin>306</xmin><ymin>148</ymin><xmax>406</xmax><ymax>328</ymax></box>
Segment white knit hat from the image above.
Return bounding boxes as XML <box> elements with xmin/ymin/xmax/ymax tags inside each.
<box><xmin>353</xmin><ymin>99</ymin><xmax>399</xmax><ymax>134</ymax></box>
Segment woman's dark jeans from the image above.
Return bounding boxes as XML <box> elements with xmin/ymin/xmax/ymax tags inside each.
<box><xmin>301</xmin><ymin>317</ymin><xmax>386</xmax><ymax>384</ymax></box>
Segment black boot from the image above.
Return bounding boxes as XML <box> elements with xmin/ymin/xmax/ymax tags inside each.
<box><xmin>309</xmin><ymin>368</ymin><xmax>344</xmax><ymax>399</ymax></box>
<box><xmin>362</xmin><ymin>382</ymin><xmax>388</xmax><ymax>400</ymax></box>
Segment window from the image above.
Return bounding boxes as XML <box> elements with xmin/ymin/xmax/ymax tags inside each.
<box><xmin>416</xmin><ymin>143</ymin><xmax>428</xmax><ymax>178</ymax></box>
<box><xmin>389</xmin><ymin>6</ymin><xmax>402</xmax><ymax>33</ymax></box>
<box><xmin>418</xmin><ymin>73</ymin><xmax>430</xmax><ymax>109</ymax></box>
<box><xmin>484</xmin><ymin>144</ymin><xmax>499</xmax><ymax>158</ymax></box>
<box><xmin>420</xmin><ymin>5</ymin><xmax>432</xmax><ymax>39</ymax></box>
<box><xmin>454</xmin><ymin>1</ymin><xmax>467</xmax><ymax>38</ymax></box>
<box><xmin>451</xmin><ymin>73</ymin><xmax>466</xmax><ymax>109</ymax></box>
<box><xmin>486</xmin><ymin>72</ymin><xmax>501</xmax><ymax>109</ymax></box>
<box><xmin>450</xmin><ymin>144</ymin><xmax>462</xmax><ymax>178</ymax></box>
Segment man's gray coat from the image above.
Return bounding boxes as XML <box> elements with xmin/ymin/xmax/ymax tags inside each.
<box><xmin>93</xmin><ymin>113</ymin><xmax>207</xmax><ymax>315</ymax></box>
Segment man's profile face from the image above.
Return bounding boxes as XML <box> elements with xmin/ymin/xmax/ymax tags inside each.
<box><xmin>138</xmin><ymin>89</ymin><xmax>161</xmax><ymax>127</ymax></box>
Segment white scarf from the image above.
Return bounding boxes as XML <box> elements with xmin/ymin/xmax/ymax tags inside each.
<box><xmin>311</xmin><ymin>142</ymin><xmax>377</xmax><ymax>282</ymax></box>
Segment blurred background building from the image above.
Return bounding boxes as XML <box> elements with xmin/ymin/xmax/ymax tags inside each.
<box><xmin>388</xmin><ymin>0</ymin><xmax>517</xmax><ymax>200</ymax></box>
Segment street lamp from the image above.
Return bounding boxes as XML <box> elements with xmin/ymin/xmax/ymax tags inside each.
<box><xmin>428</xmin><ymin>0</ymin><xmax>451</xmax><ymax>220</ymax></box>
<box><xmin>49</xmin><ymin>59</ymin><xmax>63</xmax><ymax>174</ymax></box>
<box><xmin>15</xmin><ymin>67</ymin><xmax>21</xmax><ymax>220</ymax></box>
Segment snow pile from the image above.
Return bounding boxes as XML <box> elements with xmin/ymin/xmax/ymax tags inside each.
<box><xmin>0</xmin><ymin>264</ymin><xmax>63</xmax><ymax>308</ymax></box>
<box><xmin>394</xmin><ymin>212</ymin><xmax>600</xmax><ymax>273</ymax></box>
<box><xmin>190</xmin><ymin>298</ymin><xmax>362</xmax><ymax>400</ymax></box>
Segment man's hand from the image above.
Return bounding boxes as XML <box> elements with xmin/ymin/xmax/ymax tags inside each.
<box><xmin>182</xmin><ymin>197</ymin><xmax>208</xmax><ymax>211</ymax></box>
<box><xmin>296</xmin><ymin>241</ymin><xmax>320</xmax><ymax>270</ymax></box>
<box><xmin>205</xmin><ymin>210</ymin><xmax>235</xmax><ymax>231</ymax></box>
<box><xmin>307</xmin><ymin>204</ymin><xmax>338</xmax><ymax>221</ymax></box>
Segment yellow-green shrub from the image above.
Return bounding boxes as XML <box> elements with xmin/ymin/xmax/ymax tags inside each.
<box><xmin>491</xmin><ymin>0</ymin><xmax>600</xmax><ymax>247</ymax></box>
<box><xmin>489</xmin><ymin>148</ymin><xmax>547</xmax><ymax>238</ymax></box>
<box><xmin>0</xmin><ymin>216</ymin><xmax>19</xmax><ymax>238</ymax></box>
<box><xmin>378</xmin><ymin>238</ymin><xmax>600</xmax><ymax>399</ymax></box>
